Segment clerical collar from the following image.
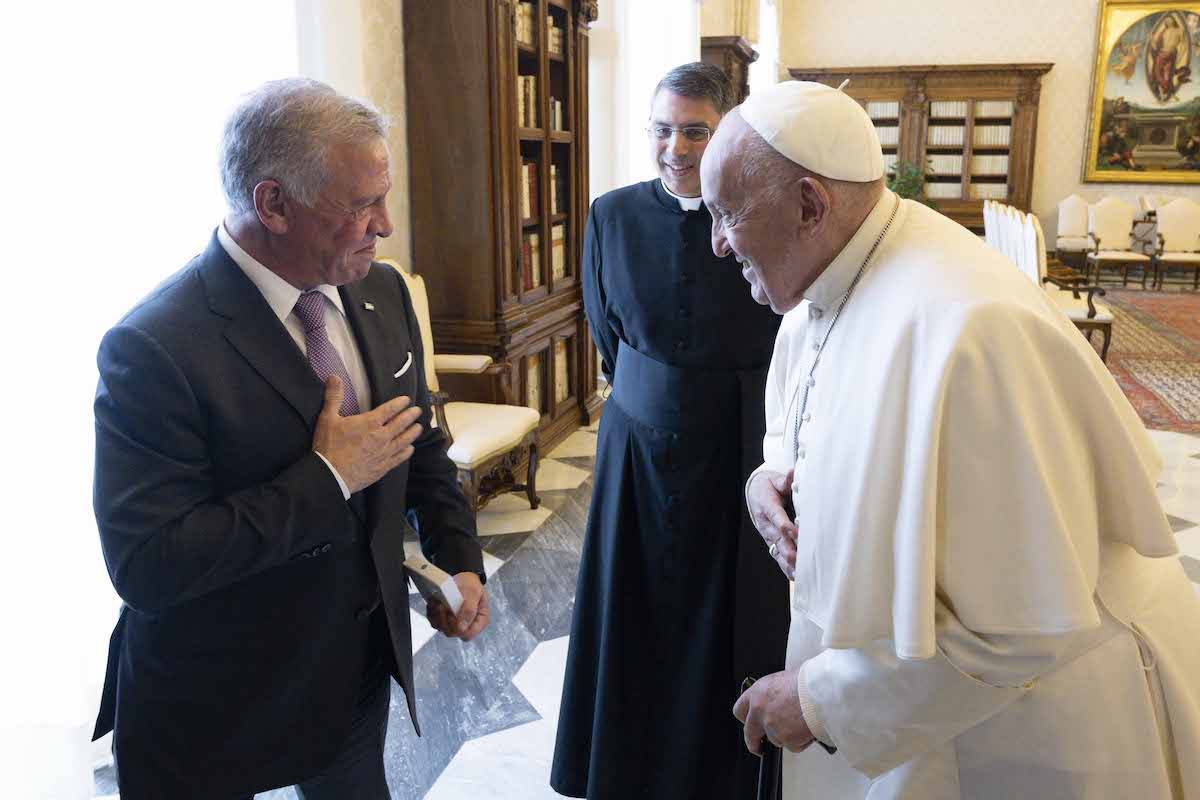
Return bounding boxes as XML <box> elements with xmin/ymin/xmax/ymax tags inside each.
<box><xmin>659</xmin><ymin>179</ymin><xmax>704</xmax><ymax>212</ymax></box>
<box><xmin>217</xmin><ymin>221</ymin><xmax>345</xmax><ymax>325</ymax></box>
<box><xmin>804</xmin><ymin>189</ymin><xmax>896</xmax><ymax>310</ymax></box>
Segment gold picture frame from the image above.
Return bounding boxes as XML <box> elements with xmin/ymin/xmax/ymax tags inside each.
<box><xmin>1084</xmin><ymin>0</ymin><xmax>1200</xmax><ymax>183</ymax></box>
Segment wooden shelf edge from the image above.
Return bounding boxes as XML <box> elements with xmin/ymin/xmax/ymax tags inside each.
<box><xmin>550</xmin><ymin>131</ymin><xmax>574</xmax><ymax>143</ymax></box>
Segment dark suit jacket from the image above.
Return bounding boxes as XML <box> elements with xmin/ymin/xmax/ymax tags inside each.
<box><xmin>92</xmin><ymin>232</ymin><xmax>483</xmax><ymax>798</ymax></box>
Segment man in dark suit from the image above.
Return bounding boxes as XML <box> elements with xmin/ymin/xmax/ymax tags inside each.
<box><xmin>91</xmin><ymin>78</ymin><xmax>488</xmax><ymax>799</ymax></box>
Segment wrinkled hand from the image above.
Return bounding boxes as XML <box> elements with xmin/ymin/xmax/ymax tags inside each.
<box><xmin>312</xmin><ymin>376</ymin><xmax>423</xmax><ymax>494</ymax></box>
<box><xmin>733</xmin><ymin>669</ymin><xmax>814</xmax><ymax>754</ymax></box>
<box><xmin>747</xmin><ymin>469</ymin><xmax>797</xmax><ymax>578</ymax></box>
<box><xmin>427</xmin><ymin>572</ymin><xmax>489</xmax><ymax>641</ymax></box>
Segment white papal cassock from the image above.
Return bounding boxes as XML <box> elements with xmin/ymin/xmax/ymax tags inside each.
<box><xmin>751</xmin><ymin>189</ymin><xmax>1200</xmax><ymax>799</ymax></box>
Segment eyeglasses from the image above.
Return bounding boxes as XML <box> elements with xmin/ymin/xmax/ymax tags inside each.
<box><xmin>646</xmin><ymin>124</ymin><xmax>712</xmax><ymax>143</ymax></box>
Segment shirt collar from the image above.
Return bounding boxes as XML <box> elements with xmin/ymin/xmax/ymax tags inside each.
<box><xmin>659</xmin><ymin>179</ymin><xmax>704</xmax><ymax>212</ymax></box>
<box><xmin>217</xmin><ymin>221</ymin><xmax>345</xmax><ymax>323</ymax></box>
<box><xmin>804</xmin><ymin>189</ymin><xmax>897</xmax><ymax>311</ymax></box>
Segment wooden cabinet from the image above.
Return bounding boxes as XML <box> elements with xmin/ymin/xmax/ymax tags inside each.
<box><xmin>786</xmin><ymin>64</ymin><xmax>1052</xmax><ymax>233</ymax></box>
<box><xmin>701</xmin><ymin>36</ymin><xmax>758</xmax><ymax>105</ymax></box>
<box><xmin>403</xmin><ymin>0</ymin><xmax>601</xmax><ymax>452</ymax></box>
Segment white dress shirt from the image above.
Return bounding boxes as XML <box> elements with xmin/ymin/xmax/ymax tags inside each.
<box><xmin>218</xmin><ymin>222</ymin><xmax>372</xmax><ymax>500</ymax></box>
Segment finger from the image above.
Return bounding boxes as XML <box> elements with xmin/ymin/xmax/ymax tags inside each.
<box><xmin>743</xmin><ymin>708</ymin><xmax>765</xmax><ymax>755</ymax></box>
<box><xmin>461</xmin><ymin>596</ymin><xmax>489</xmax><ymax>641</ymax></box>
<box><xmin>382</xmin><ymin>407</ymin><xmax>423</xmax><ymax>440</ymax></box>
<box><xmin>426</xmin><ymin>600</ymin><xmax>453</xmax><ymax>634</ymax></box>
<box><xmin>768</xmin><ymin>469</ymin><xmax>792</xmax><ymax>494</ymax></box>
<box><xmin>370</xmin><ymin>394</ymin><xmax>413</xmax><ymax>424</ymax></box>
<box><xmin>320</xmin><ymin>375</ymin><xmax>344</xmax><ymax>416</ymax></box>
<box><xmin>771</xmin><ymin>536</ymin><xmax>797</xmax><ymax>579</ymax></box>
<box><xmin>455</xmin><ymin>585</ymin><xmax>481</xmax><ymax>634</ymax></box>
<box><xmin>733</xmin><ymin>689</ymin><xmax>751</xmax><ymax>723</ymax></box>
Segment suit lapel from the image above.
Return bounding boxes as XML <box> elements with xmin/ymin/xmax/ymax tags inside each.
<box><xmin>200</xmin><ymin>234</ymin><xmax>325</xmax><ymax>431</ymax></box>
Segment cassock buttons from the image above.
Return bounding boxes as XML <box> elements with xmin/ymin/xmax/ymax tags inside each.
<box><xmin>812</xmin><ymin>340</ymin><xmax>821</xmax><ymax>352</ymax></box>
<box><xmin>807</xmin><ymin>376</ymin><xmax>816</xmax><ymax>388</ymax></box>
<box><xmin>801</xmin><ymin>412</ymin><xmax>811</xmax><ymax>423</ymax></box>
<box><xmin>809</xmin><ymin>306</ymin><xmax>824</xmax><ymax>320</ymax></box>
<box><xmin>797</xmin><ymin>444</ymin><xmax>807</xmax><ymax>460</ymax></box>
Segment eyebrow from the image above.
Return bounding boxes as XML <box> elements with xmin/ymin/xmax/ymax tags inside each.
<box><xmin>649</xmin><ymin>119</ymin><xmax>712</xmax><ymax>128</ymax></box>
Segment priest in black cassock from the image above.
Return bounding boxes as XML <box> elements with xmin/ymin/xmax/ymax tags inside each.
<box><xmin>551</xmin><ymin>63</ymin><xmax>790</xmax><ymax>799</ymax></box>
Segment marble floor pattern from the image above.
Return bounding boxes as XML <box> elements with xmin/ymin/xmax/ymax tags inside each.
<box><xmin>95</xmin><ymin>423</ymin><xmax>1200</xmax><ymax>799</ymax></box>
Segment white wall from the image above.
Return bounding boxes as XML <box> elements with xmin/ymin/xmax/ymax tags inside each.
<box><xmin>779</xmin><ymin>0</ymin><xmax>1200</xmax><ymax>239</ymax></box>
<box><xmin>588</xmin><ymin>0</ymin><xmax>702</xmax><ymax>200</ymax></box>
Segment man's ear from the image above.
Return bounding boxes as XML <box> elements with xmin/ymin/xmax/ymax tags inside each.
<box><xmin>796</xmin><ymin>177</ymin><xmax>832</xmax><ymax>231</ymax></box>
<box><xmin>254</xmin><ymin>180</ymin><xmax>290</xmax><ymax>235</ymax></box>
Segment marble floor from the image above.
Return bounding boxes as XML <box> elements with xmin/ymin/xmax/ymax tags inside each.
<box><xmin>95</xmin><ymin>423</ymin><xmax>1200</xmax><ymax>799</ymax></box>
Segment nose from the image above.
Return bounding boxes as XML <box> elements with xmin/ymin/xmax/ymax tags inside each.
<box><xmin>669</xmin><ymin>130</ymin><xmax>690</xmax><ymax>158</ymax></box>
<box><xmin>711</xmin><ymin>218</ymin><xmax>730</xmax><ymax>258</ymax></box>
<box><xmin>370</xmin><ymin>201</ymin><xmax>393</xmax><ymax>239</ymax></box>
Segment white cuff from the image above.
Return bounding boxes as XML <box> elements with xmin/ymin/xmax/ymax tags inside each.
<box><xmin>314</xmin><ymin>452</ymin><xmax>351</xmax><ymax>501</ymax></box>
<box><xmin>797</xmin><ymin>662</ymin><xmax>833</xmax><ymax>747</ymax></box>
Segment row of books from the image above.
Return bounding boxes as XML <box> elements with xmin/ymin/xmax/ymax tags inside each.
<box><xmin>526</xmin><ymin>341</ymin><xmax>573</xmax><ymax>411</ymax></box>
<box><xmin>876</xmin><ymin>126</ymin><xmax>899</xmax><ymax>146</ymax></box>
<box><xmin>520</xmin><ymin>159</ymin><xmax>539</xmax><ymax>220</ymax></box>
<box><xmin>521</xmin><ymin>161</ymin><xmax>568</xmax><ymax>218</ymax></box>
<box><xmin>972</xmin><ymin>154</ymin><xmax>1010</xmax><ymax>175</ymax></box>
<box><xmin>516</xmin><ymin>3</ymin><xmax>566</xmax><ymax>56</ymax></box>
<box><xmin>517</xmin><ymin>75</ymin><xmax>538</xmax><ymax>127</ymax></box>
<box><xmin>866</xmin><ymin>100</ymin><xmax>900</xmax><ymax>120</ymax></box>
<box><xmin>519</xmin><ymin>225</ymin><xmax>568</xmax><ymax>291</ymax></box>
<box><xmin>517</xmin><ymin>2</ymin><xmax>537</xmax><ymax>47</ymax></box>
<box><xmin>925</xmin><ymin>182</ymin><xmax>962</xmax><ymax>200</ymax></box>
<box><xmin>930</xmin><ymin>100</ymin><xmax>969</xmax><ymax>119</ymax></box>
<box><xmin>928</xmin><ymin>125</ymin><xmax>965</xmax><ymax>147</ymax></box>
<box><xmin>974</xmin><ymin>125</ymin><xmax>1011</xmax><ymax>147</ymax></box>
<box><xmin>882</xmin><ymin>153</ymin><xmax>898</xmax><ymax>173</ymax></box>
<box><xmin>928</xmin><ymin>154</ymin><xmax>964</xmax><ymax>175</ymax></box>
<box><xmin>975</xmin><ymin>100</ymin><xmax>1014</xmax><ymax>118</ymax></box>
<box><xmin>971</xmin><ymin>183</ymin><xmax>1008</xmax><ymax>200</ymax></box>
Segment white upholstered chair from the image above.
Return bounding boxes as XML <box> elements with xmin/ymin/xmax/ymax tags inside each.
<box><xmin>1054</xmin><ymin>194</ymin><xmax>1091</xmax><ymax>270</ymax></box>
<box><xmin>1086</xmin><ymin>196</ymin><xmax>1152</xmax><ymax>286</ymax></box>
<box><xmin>380</xmin><ymin>259</ymin><xmax>542</xmax><ymax>512</ymax></box>
<box><xmin>1139</xmin><ymin>194</ymin><xmax>1180</xmax><ymax>213</ymax></box>
<box><xmin>1027</xmin><ymin>213</ymin><xmax>1113</xmax><ymax>361</ymax></box>
<box><xmin>1153</xmin><ymin>197</ymin><xmax>1200</xmax><ymax>290</ymax></box>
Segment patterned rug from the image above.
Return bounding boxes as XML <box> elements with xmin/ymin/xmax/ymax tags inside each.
<box><xmin>1098</xmin><ymin>290</ymin><xmax>1200</xmax><ymax>433</ymax></box>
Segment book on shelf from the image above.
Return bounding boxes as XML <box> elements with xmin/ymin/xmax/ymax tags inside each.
<box><xmin>553</xmin><ymin>339</ymin><xmax>569</xmax><ymax>403</ymax></box>
<box><xmin>547</xmin><ymin>15</ymin><xmax>563</xmax><ymax>55</ymax></box>
<box><xmin>548</xmin><ymin>98</ymin><xmax>564</xmax><ymax>131</ymax></box>
<box><xmin>522</xmin><ymin>232</ymin><xmax>542</xmax><ymax>291</ymax></box>
<box><xmin>971</xmin><ymin>154</ymin><xmax>1009</xmax><ymax>175</ymax></box>
<box><xmin>527</xmin><ymin>353</ymin><xmax>542</xmax><ymax>412</ymax></box>
<box><xmin>517</xmin><ymin>2</ymin><xmax>536</xmax><ymax>46</ymax></box>
<box><xmin>551</xmin><ymin>223</ymin><xmax>566</xmax><ymax>280</ymax></box>
<box><xmin>549</xmin><ymin>164</ymin><xmax>557</xmax><ymax>215</ymax></box>
<box><xmin>925</xmin><ymin>183</ymin><xmax>962</xmax><ymax>200</ymax></box>
<box><xmin>930</xmin><ymin>100</ymin><xmax>968</xmax><ymax>118</ymax></box>
<box><xmin>517</xmin><ymin>75</ymin><xmax>538</xmax><ymax>127</ymax></box>
<box><xmin>521</xmin><ymin>159</ymin><xmax>539</xmax><ymax>219</ymax></box>
<box><xmin>975</xmin><ymin>100</ymin><xmax>1013</xmax><ymax>118</ymax></box>
<box><xmin>928</xmin><ymin>154</ymin><xmax>963</xmax><ymax>175</ymax></box>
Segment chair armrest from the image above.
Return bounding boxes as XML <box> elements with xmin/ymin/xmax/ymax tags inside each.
<box><xmin>1090</xmin><ymin>235</ymin><xmax>1101</xmax><ymax>254</ymax></box>
<box><xmin>1157</xmin><ymin>232</ymin><xmax>1164</xmax><ymax>257</ymax></box>
<box><xmin>434</xmin><ymin>354</ymin><xmax>494</xmax><ymax>374</ymax></box>
<box><xmin>428</xmin><ymin>390</ymin><xmax>450</xmax><ymax>406</ymax></box>
<box><xmin>1044</xmin><ymin>276</ymin><xmax>1106</xmax><ymax>318</ymax></box>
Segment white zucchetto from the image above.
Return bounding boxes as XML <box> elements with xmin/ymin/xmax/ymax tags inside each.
<box><xmin>737</xmin><ymin>80</ymin><xmax>884</xmax><ymax>183</ymax></box>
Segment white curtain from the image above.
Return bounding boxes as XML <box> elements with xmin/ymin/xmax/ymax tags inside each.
<box><xmin>0</xmin><ymin>2</ymin><xmax>299</xmax><ymax>795</ymax></box>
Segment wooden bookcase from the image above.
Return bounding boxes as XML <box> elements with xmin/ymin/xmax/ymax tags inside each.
<box><xmin>701</xmin><ymin>36</ymin><xmax>758</xmax><ymax>105</ymax></box>
<box><xmin>403</xmin><ymin>0</ymin><xmax>602</xmax><ymax>453</ymax></box>
<box><xmin>787</xmin><ymin>64</ymin><xmax>1052</xmax><ymax>233</ymax></box>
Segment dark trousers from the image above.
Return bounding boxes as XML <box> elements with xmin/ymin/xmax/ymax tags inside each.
<box><xmin>240</xmin><ymin>673</ymin><xmax>392</xmax><ymax>800</ymax></box>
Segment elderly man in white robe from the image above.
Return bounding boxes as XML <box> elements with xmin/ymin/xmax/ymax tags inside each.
<box><xmin>708</xmin><ymin>81</ymin><xmax>1200</xmax><ymax>800</ymax></box>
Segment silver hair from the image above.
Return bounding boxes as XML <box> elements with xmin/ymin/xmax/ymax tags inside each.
<box><xmin>736</xmin><ymin>115</ymin><xmax>808</xmax><ymax>212</ymax></box>
<box><xmin>219</xmin><ymin>77</ymin><xmax>389</xmax><ymax>214</ymax></box>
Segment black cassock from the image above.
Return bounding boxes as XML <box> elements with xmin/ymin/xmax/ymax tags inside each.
<box><xmin>552</xmin><ymin>180</ymin><xmax>790</xmax><ymax>799</ymax></box>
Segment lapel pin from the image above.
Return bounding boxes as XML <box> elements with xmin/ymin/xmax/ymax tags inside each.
<box><xmin>363</xmin><ymin>301</ymin><xmax>376</xmax><ymax>311</ymax></box>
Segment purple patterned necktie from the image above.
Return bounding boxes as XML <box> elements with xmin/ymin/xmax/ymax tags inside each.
<box><xmin>294</xmin><ymin>290</ymin><xmax>361</xmax><ymax>417</ymax></box>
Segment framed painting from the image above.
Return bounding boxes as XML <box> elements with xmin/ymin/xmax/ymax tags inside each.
<box><xmin>1085</xmin><ymin>0</ymin><xmax>1200</xmax><ymax>183</ymax></box>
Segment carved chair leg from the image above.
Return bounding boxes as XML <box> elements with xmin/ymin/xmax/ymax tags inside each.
<box><xmin>526</xmin><ymin>444</ymin><xmax>541</xmax><ymax>510</ymax></box>
<box><xmin>1100</xmin><ymin>325</ymin><xmax>1112</xmax><ymax>363</ymax></box>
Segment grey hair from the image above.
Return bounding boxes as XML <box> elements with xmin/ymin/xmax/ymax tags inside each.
<box><xmin>219</xmin><ymin>77</ymin><xmax>389</xmax><ymax>214</ymax></box>
<box><xmin>653</xmin><ymin>62</ymin><xmax>735</xmax><ymax>115</ymax></box>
